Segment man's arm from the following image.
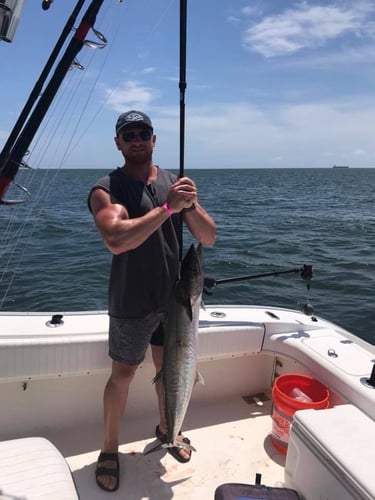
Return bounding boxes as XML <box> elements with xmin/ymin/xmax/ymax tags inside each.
<box><xmin>183</xmin><ymin>203</ymin><xmax>216</xmax><ymax>246</ymax></box>
<box><xmin>172</xmin><ymin>176</ymin><xmax>216</xmax><ymax>246</ymax></box>
<box><xmin>89</xmin><ymin>176</ymin><xmax>216</xmax><ymax>254</ymax></box>
<box><xmin>89</xmin><ymin>188</ymin><xmax>171</xmax><ymax>255</ymax></box>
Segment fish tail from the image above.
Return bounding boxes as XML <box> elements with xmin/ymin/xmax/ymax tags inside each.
<box><xmin>163</xmin><ymin>440</ymin><xmax>197</xmax><ymax>453</ymax></box>
<box><xmin>152</xmin><ymin>370</ymin><xmax>162</xmax><ymax>384</ymax></box>
<box><xmin>196</xmin><ymin>370</ymin><xmax>205</xmax><ymax>385</ymax></box>
<box><xmin>144</xmin><ymin>440</ymin><xmax>196</xmax><ymax>456</ymax></box>
<box><xmin>143</xmin><ymin>442</ymin><xmax>163</xmax><ymax>456</ymax></box>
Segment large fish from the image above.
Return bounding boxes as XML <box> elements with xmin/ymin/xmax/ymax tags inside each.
<box><xmin>146</xmin><ymin>242</ymin><xmax>204</xmax><ymax>455</ymax></box>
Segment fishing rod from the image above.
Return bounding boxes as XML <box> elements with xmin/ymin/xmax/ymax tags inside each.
<box><xmin>0</xmin><ymin>0</ymin><xmax>107</xmax><ymax>205</ymax></box>
<box><xmin>0</xmin><ymin>0</ymin><xmax>87</xmax><ymax>203</ymax></box>
<box><xmin>179</xmin><ymin>0</ymin><xmax>187</xmax><ymax>180</ymax></box>
<box><xmin>178</xmin><ymin>0</ymin><xmax>187</xmax><ymax>261</ymax></box>
<box><xmin>203</xmin><ymin>264</ymin><xmax>313</xmax><ymax>292</ymax></box>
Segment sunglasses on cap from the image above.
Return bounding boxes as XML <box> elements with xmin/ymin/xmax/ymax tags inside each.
<box><xmin>121</xmin><ymin>129</ymin><xmax>153</xmax><ymax>142</ymax></box>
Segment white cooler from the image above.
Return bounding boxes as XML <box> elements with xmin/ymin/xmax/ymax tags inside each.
<box><xmin>284</xmin><ymin>404</ymin><xmax>375</xmax><ymax>500</ymax></box>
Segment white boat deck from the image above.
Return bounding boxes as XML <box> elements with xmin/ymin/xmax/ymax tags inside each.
<box><xmin>1</xmin><ymin>306</ymin><xmax>375</xmax><ymax>499</ymax></box>
<box><xmin>60</xmin><ymin>396</ymin><xmax>285</xmax><ymax>499</ymax></box>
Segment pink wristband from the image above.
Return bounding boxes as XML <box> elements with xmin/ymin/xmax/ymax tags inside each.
<box><xmin>162</xmin><ymin>201</ymin><xmax>173</xmax><ymax>215</ymax></box>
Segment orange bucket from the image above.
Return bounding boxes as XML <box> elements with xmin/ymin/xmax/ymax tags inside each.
<box><xmin>271</xmin><ymin>373</ymin><xmax>329</xmax><ymax>454</ymax></box>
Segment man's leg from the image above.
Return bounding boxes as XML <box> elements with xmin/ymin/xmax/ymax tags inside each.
<box><xmin>96</xmin><ymin>360</ymin><xmax>138</xmax><ymax>491</ymax></box>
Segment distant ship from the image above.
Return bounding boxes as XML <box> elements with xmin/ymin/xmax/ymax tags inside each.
<box><xmin>333</xmin><ymin>165</ymin><xmax>349</xmax><ymax>168</ymax></box>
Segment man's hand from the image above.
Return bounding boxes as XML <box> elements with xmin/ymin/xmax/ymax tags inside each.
<box><xmin>167</xmin><ymin>177</ymin><xmax>197</xmax><ymax>213</ymax></box>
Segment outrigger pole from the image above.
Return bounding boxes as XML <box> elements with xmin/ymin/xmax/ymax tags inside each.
<box><xmin>204</xmin><ymin>265</ymin><xmax>313</xmax><ymax>291</ymax></box>
<box><xmin>178</xmin><ymin>0</ymin><xmax>187</xmax><ymax>260</ymax></box>
<box><xmin>0</xmin><ymin>0</ymin><xmax>106</xmax><ymax>204</ymax></box>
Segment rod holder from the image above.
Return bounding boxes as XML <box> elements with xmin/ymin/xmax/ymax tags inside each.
<box><xmin>367</xmin><ymin>364</ymin><xmax>375</xmax><ymax>388</ymax></box>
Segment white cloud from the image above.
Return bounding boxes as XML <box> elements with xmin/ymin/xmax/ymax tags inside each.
<box><xmin>242</xmin><ymin>6</ymin><xmax>262</xmax><ymax>18</ymax></box>
<box><xmin>243</xmin><ymin>1</ymin><xmax>375</xmax><ymax>57</ymax></box>
<box><xmin>50</xmin><ymin>90</ymin><xmax>375</xmax><ymax>170</ymax></box>
<box><xmin>170</xmin><ymin>98</ymin><xmax>375</xmax><ymax>168</ymax></box>
<box><xmin>227</xmin><ymin>16</ymin><xmax>240</xmax><ymax>26</ymax></box>
<box><xmin>228</xmin><ymin>6</ymin><xmax>262</xmax><ymax>27</ymax></box>
<box><xmin>273</xmin><ymin>43</ymin><xmax>375</xmax><ymax>69</ymax></box>
<box><xmin>142</xmin><ymin>67</ymin><xmax>156</xmax><ymax>74</ymax></box>
<box><xmin>104</xmin><ymin>80</ymin><xmax>159</xmax><ymax>112</ymax></box>
<box><xmin>352</xmin><ymin>148</ymin><xmax>366</xmax><ymax>156</ymax></box>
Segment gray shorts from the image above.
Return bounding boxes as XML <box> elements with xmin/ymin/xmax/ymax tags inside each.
<box><xmin>108</xmin><ymin>313</ymin><xmax>165</xmax><ymax>365</ymax></box>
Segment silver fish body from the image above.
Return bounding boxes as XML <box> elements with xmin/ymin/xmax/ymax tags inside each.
<box><xmin>149</xmin><ymin>243</ymin><xmax>204</xmax><ymax>455</ymax></box>
<box><xmin>162</xmin><ymin>243</ymin><xmax>204</xmax><ymax>450</ymax></box>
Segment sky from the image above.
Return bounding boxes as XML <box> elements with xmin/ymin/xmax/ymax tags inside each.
<box><xmin>1</xmin><ymin>0</ymin><xmax>375</xmax><ymax>169</ymax></box>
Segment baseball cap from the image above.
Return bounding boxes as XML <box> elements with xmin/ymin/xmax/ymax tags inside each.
<box><xmin>115</xmin><ymin>110</ymin><xmax>153</xmax><ymax>134</ymax></box>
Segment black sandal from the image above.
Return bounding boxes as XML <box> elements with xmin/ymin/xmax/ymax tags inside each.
<box><xmin>95</xmin><ymin>451</ymin><xmax>120</xmax><ymax>492</ymax></box>
<box><xmin>155</xmin><ymin>425</ymin><xmax>192</xmax><ymax>463</ymax></box>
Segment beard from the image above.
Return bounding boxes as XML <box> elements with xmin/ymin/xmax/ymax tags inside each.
<box><xmin>124</xmin><ymin>146</ymin><xmax>153</xmax><ymax>164</ymax></box>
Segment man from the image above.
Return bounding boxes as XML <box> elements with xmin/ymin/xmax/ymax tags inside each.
<box><xmin>88</xmin><ymin>110</ymin><xmax>216</xmax><ymax>492</ymax></box>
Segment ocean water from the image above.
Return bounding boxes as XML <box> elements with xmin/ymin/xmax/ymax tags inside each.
<box><xmin>1</xmin><ymin>167</ymin><xmax>374</xmax><ymax>345</ymax></box>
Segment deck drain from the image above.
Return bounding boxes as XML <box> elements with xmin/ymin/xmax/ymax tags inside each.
<box><xmin>242</xmin><ymin>392</ymin><xmax>270</xmax><ymax>406</ymax></box>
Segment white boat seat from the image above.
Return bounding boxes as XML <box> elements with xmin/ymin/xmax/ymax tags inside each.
<box><xmin>0</xmin><ymin>437</ymin><xmax>79</xmax><ymax>500</ymax></box>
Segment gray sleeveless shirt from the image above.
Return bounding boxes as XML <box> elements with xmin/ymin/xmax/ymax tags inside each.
<box><xmin>88</xmin><ymin>167</ymin><xmax>181</xmax><ymax>318</ymax></box>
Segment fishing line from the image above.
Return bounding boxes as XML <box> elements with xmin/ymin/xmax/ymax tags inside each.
<box><xmin>3</xmin><ymin>0</ymin><xmax>119</xmax><ymax>177</ymax></box>
<box><xmin>2</xmin><ymin>0</ymin><xmax>178</xmax><ymax>192</ymax></box>
<box><xmin>62</xmin><ymin>2</ymin><xmax>126</xmax><ymax>161</ymax></box>
<box><xmin>1</xmin><ymin>1</ymin><xmax>181</xmax><ymax>306</ymax></box>
<box><xmin>74</xmin><ymin>0</ymin><xmax>177</xmax><ymax>136</ymax></box>
<box><xmin>0</xmin><ymin>0</ymin><xmax>87</xmax><ymax>179</ymax></box>
<box><xmin>0</xmin><ymin>1</ymin><xmax>107</xmax><ymax>205</ymax></box>
<box><xmin>0</xmin><ymin>169</ymin><xmax>62</xmax><ymax>309</ymax></box>
<box><xmin>0</xmin><ymin>72</ymin><xmax>93</xmax><ymax>307</ymax></box>
<box><xmin>55</xmin><ymin>0</ymin><xmax>178</xmax><ymax>162</ymax></box>
<box><xmin>1</xmin><ymin>1</ymin><xmax>114</xmax><ymax>307</ymax></box>
<box><xmin>1</xmin><ymin>4</ymin><xmax>112</xmax><ymax>222</ymax></box>
<box><xmin>29</xmin><ymin>0</ymin><xmax>118</xmax><ymax>167</ymax></box>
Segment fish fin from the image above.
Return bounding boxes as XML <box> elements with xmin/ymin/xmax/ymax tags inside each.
<box><xmin>152</xmin><ymin>370</ymin><xmax>162</xmax><ymax>384</ymax></box>
<box><xmin>175</xmin><ymin>285</ymin><xmax>194</xmax><ymax>321</ymax></box>
<box><xmin>195</xmin><ymin>370</ymin><xmax>205</xmax><ymax>385</ymax></box>
<box><xmin>144</xmin><ymin>438</ymin><xmax>196</xmax><ymax>457</ymax></box>
<box><xmin>143</xmin><ymin>442</ymin><xmax>163</xmax><ymax>456</ymax></box>
<box><xmin>187</xmin><ymin>299</ymin><xmax>193</xmax><ymax>321</ymax></box>
<box><xmin>174</xmin><ymin>284</ymin><xmax>194</xmax><ymax>320</ymax></box>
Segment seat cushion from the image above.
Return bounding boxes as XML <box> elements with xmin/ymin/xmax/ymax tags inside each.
<box><xmin>0</xmin><ymin>437</ymin><xmax>79</xmax><ymax>500</ymax></box>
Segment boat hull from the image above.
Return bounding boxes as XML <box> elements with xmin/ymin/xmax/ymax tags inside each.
<box><xmin>0</xmin><ymin>305</ymin><xmax>374</xmax><ymax>499</ymax></box>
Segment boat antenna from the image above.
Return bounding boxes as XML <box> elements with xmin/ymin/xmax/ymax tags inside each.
<box><xmin>178</xmin><ymin>0</ymin><xmax>187</xmax><ymax>261</ymax></box>
<box><xmin>0</xmin><ymin>0</ymin><xmax>107</xmax><ymax>205</ymax></box>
